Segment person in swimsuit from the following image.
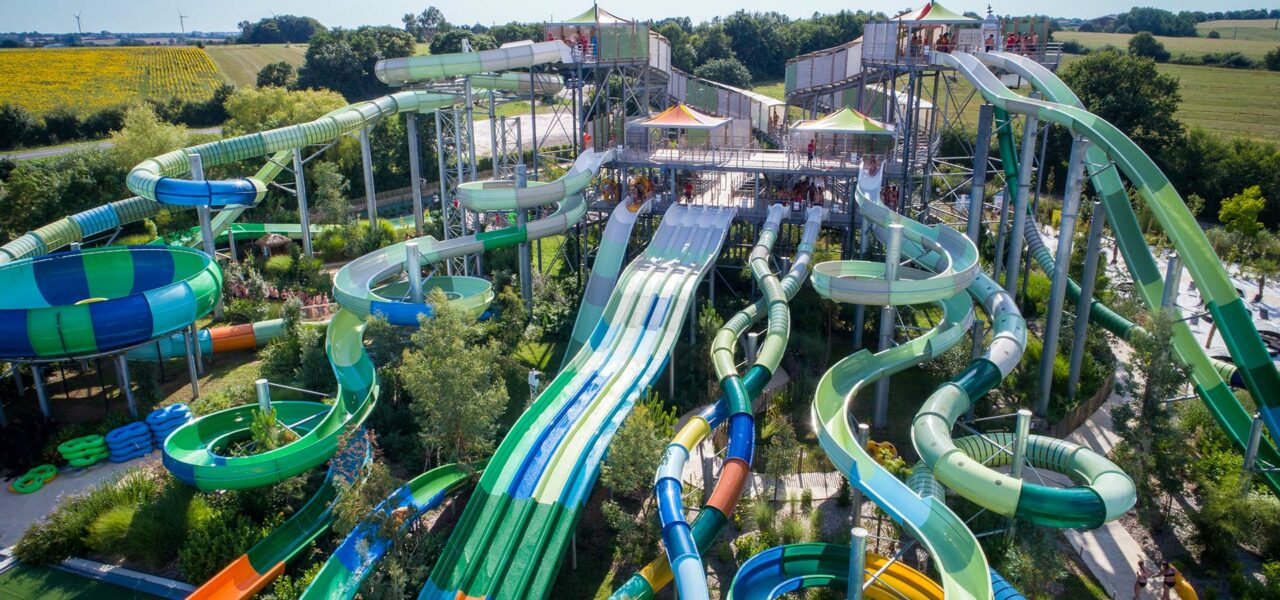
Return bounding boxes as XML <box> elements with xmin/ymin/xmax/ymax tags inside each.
<box><xmin>1134</xmin><ymin>560</ymin><xmax>1150</xmax><ymax>599</ymax></box>
<box><xmin>1160</xmin><ymin>561</ymin><xmax>1177</xmax><ymax>600</ymax></box>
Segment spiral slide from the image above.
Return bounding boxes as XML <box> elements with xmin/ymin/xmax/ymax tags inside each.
<box><xmin>421</xmin><ymin>205</ymin><xmax>735</xmax><ymax>600</ymax></box>
<box><xmin>729</xmin><ymin>543</ymin><xmax>941</xmax><ymax>600</ymax></box>
<box><xmin>0</xmin><ymin>245</ymin><xmax>221</xmax><ymax>360</ymax></box>
<box><xmin>611</xmin><ymin>204</ymin><xmax>827</xmax><ymax>600</ymax></box>
<box><xmin>970</xmin><ymin>50</ymin><xmax>1280</xmax><ymax>496</ymax></box>
<box><xmin>299</xmin><ymin>462</ymin><xmax>480</xmax><ymax>600</ymax></box>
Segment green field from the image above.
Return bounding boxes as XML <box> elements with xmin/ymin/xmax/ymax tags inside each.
<box><xmin>1055</xmin><ymin>30</ymin><xmax>1277</xmax><ymax>61</ymax></box>
<box><xmin>1197</xmin><ymin>19</ymin><xmax>1280</xmax><ymax>42</ymax></box>
<box><xmin>204</xmin><ymin>44</ymin><xmax>307</xmax><ymax>87</ymax></box>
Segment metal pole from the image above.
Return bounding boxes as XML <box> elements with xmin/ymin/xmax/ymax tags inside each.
<box><xmin>849</xmin><ymin>526</ymin><xmax>869</xmax><ymax>600</ymax></box>
<box><xmin>1004</xmin><ymin>115</ymin><xmax>1039</xmax><ymax>296</ymax></box>
<box><xmin>32</xmin><ymin>364</ymin><xmax>51</xmax><ymax>419</ymax></box>
<box><xmin>435</xmin><ymin>111</ymin><xmax>453</xmax><ymax>277</ymax></box>
<box><xmin>967</xmin><ymin>319</ymin><xmax>985</xmax><ymax>420</ymax></box>
<box><xmin>874</xmin><ymin>224</ymin><xmax>904</xmax><ymax>429</ymax></box>
<box><xmin>1243</xmin><ymin>412</ymin><xmax>1264</xmax><ymax>494</ymax></box>
<box><xmin>190</xmin><ymin>152</ymin><xmax>222</xmax><ymax>320</ymax></box>
<box><xmin>184</xmin><ymin>327</ymin><xmax>200</xmax><ymax>399</ymax></box>
<box><xmin>13</xmin><ymin>363</ymin><xmax>24</xmax><ymax>396</ymax></box>
<box><xmin>114</xmin><ymin>355</ymin><xmax>136</xmax><ymax>418</ymax></box>
<box><xmin>1008</xmin><ymin>408</ymin><xmax>1033</xmax><ymax>538</ymax></box>
<box><xmin>1037</xmin><ymin>138</ymin><xmax>1088</xmax><ymax>416</ymax></box>
<box><xmin>516</xmin><ymin>165</ymin><xmax>533</xmax><ymax>314</ymax></box>
<box><xmin>359</xmin><ymin>126</ymin><xmax>377</xmax><ymax>229</ymax></box>
<box><xmin>967</xmin><ymin>105</ymin><xmax>994</xmax><ymax>246</ymax></box>
<box><xmin>1068</xmin><ymin>201</ymin><xmax>1107</xmax><ymax>399</ymax></box>
<box><xmin>853</xmin><ymin>220</ymin><xmax>871</xmax><ymax>349</ymax></box>
<box><xmin>852</xmin><ymin>423</ymin><xmax>869</xmax><ymax>526</ymax></box>
<box><xmin>190</xmin><ymin>323</ymin><xmax>204</xmax><ymax>375</ymax></box>
<box><xmin>293</xmin><ymin>147</ymin><xmax>313</xmax><ymax>257</ymax></box>
<box><xmin>256</xmin><ymin>378</ymin><xmax>271</xmax><ymax>413</ymax></box>
<box><xmin>1162</xmin><ymin>253</ymin><xmax>1182</xmax><ymax>312</ymax></box>
<box><xmin>529</xmin><ymin>64</ymin><xmax>539</xmax><ymax>181</ymax></box>
<box><xmin>227</xmin><ymin>226</ymin><xmax>237</xmax><ymax>261</ymax></box>
<box><xmin>404</xmin><ymin>111</ymin><xmax>424</xmax><ymax>235</ymax></box>
<box><xmin>406</xmin><ymin>242</ymin><xmax>423</xmax><ymax>305</ymax></box>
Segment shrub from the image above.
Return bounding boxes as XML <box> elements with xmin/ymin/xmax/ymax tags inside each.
<box><xmin>225</xmin><ymin>298</ymin><xmax>269</xmax><ymax>324</ymax></box>
<box><xmin>0</xmin><ymin>103</ymin><xmax>38</xmax><ymax>149</ymax></box>
<box><xmin>1128</xmin><ymin>32</ymin><xmax>1170</xmax><ymax>62</ymax></box>
<box><xmin>778</xmin><ymin>515</ymin><xmax>808</xmax><ymax>544</ymax></box>
<box><xmin>1268</xmin><ymin>46</ymin><xmax>1280</xmax><ymax>71</ymax></box>
<box><xmin>179</xmin><ymin>513</ymin><xmax>275</xmax><ymax>582</ymax></box>
<box><xmin>85</xmin><ymin>505</ymin><xmax>138</xmax><ymax>557</ymax></box>
<box><xmin>264</xmin><ymin>255</ymin><xmax>294</xmax><ymax>279</ymax></box>
<box><xmin>800</xmin><ymin>488</ymin><xmax>814</xmax><ymax>511</ymax></box>
<box><xmin>1206</xmin><ymin>30</ymin><xmax>1221</xmax><ymax>39</ymax></box>
<box><xmin>14</xmin><ymin>465</ymin><xmax>165</xmax><ymax>564</ymax></box>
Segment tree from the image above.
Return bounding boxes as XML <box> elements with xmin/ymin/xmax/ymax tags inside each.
<box><xmin>600</xmin><ymin>394</ymin><xmax>676</xmax><ymax>498</ymax></box>
<box><xmin>222</xmin><ymin>86</ymin><xmax>347</xmax><ymax>136</ymax></box>
<box><xmin>722</xmin><ymin>11</ymin><xmax>793</xmax><ymax>80</ymax></box>
<box><xmin>1219</xmin><ymin>185</ymin><xmax>1267</xmax><ymax>239</ymax></box>
<box><xmin>694</xmin><ymin>57</ymin><xmax>753</xmax><ymax>88</ymax></box>
<box><xmin>1267</xmin><ymin>46</ymin><xmax>1280</xmax><ymax>72</ymax></box>
<box><xmin>238</xmin><ymin>15</ymin><xmax>325</xmax><ymax>44</ymax></box>
<box><xmin>1059</xmin><ymin>49</ymin><xmax>1183</xmax><ymax>158</ymax></box>
<box><xmin>429</xmin><ymin>29</ymin><xmax>497</xmax><ymax>55</ymax></box>
<box><xmin>405</xmin><ymin>7</ymin><xmax>450</xmax><ymax>44</ymax></box>
<box><xmin>0</xmin><ymin>103</ymin><xmax>37</xmax><ymax>149</ymax></box>
<box><xmin>1110</xmin><ymin>310</ymin><xmax>1191</xmax><ymax>528</ymax></box>
<box><xmin>297</xmin><ymin>26</ymin><xmax>416</xmax><ymax>101</ymax></box>
<box><xmin>488</xmin><ymin>22</ymin><xmax>541</xmax><ymax>46</ymax></box>
<box><xmin>108</xmin><ymin>104</ymin><xmax>189</xmax><ymax>170</ymax></box>
<box><xmin>310</xmin><ymin>160</ymin><xmax>351</xmax><ymax>225</ymax></box>
<box><xmin>399</xmin><ymin>289</ymin><xmax>508</xmax><ymax>467</ymax></box>
<box><xmin>657</xmin><ymin>23</ymin><xmax>697</xmax><ymax>72</ymax></box>
<box><xmin>1128</xmin><ymin>32</ymin><xmax>1170</xmax><ymax>62</ymax></box>
<box><xmin>255</xmin><ymin>61</ymin><xmax>296</xmax><ymax>88</ymax></box>
<box><xmin>692</xmin><ymin>26</ymin><xmax>735</xmax><ymax>64</ymax></box>
<box><xmin>759</xmin><ymin>402</ymin><xmax>800</xmax><ymax>500</ymax></box>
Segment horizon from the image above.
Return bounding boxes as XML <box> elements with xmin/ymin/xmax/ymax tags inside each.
<box><xmin>1</xmin><ymin>0</ymin><xmax>1273</xmax><ymax>36</ymax></box>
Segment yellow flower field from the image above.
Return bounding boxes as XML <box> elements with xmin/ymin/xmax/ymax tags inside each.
<box><xmin>0</xmin><ymin>46</ymin><xmax>224</xmax><ymax>115</ymax></box>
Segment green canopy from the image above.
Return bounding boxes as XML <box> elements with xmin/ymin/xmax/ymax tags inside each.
<box><xmin>893</xmin><ymin>1</ymin><xmax>978</xmax><ymax>24</ymax></box>
<box><xmin>552</xmin><ymin>4</ymin><xmax>632</xmax><ymax>25</ymax></box>
<box><xmin>791</xmin><ymin>107</ymin><xmax>895</xmax><ymax>137</ymax></box>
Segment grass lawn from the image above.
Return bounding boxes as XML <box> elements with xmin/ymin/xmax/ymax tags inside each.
<box><xmin>1055</xmin><ymin>30</ymin><xmax>1278</xmax><ymax>62</ymax></box>
<box><xmin>205</xmin><ymin>44</ymin><xmax>308</xmax><ymax>88</ymax></box>
<box><xmin>1196</xmin><ymin>19</ymin><xmax>1280</xmax><ymax>43</ymax></box>
<box><xmin>1154</xmin><ymin>60</ymin><xmax>1280</xmax><ymax>142</ymax></box>
<box><xmin>751</xmin><ymin>79</ymin><xmax>786</xmax><ymax>101</ymax></box>
<box><xmin>0</xmin><ymin>563</ymin><xmax>158</xmax><ymax>600</ymax></box>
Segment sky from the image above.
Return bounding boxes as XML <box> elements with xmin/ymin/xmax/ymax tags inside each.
<box><xmin>2</xmin><ymin>0</ymin><xmax>1271</xmax><ymax>34</ymax></box>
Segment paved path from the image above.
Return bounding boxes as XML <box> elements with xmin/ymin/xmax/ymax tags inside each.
<box><xmin>1</xmin><ymin>128</ymin><xmax>223</xmax><ymax>162</ymax></box>
<box><xmin>0</xmin><ymin>452</ymin><xmax>159</xmax><ymax>548</ymax></box>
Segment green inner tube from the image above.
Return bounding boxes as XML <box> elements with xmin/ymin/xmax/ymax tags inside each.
<box><xmin>12</xmin><ymin>472</ymin><xmax>45</xmax><ymax>494</ymax></box>
<box><xmin>29</xmin><ymin>464</ymin><xmax>58</xmax><ymax>482</ymax></box>
<box><xmin>58</xmin><ymin>435</ymin><xmax>107</xmax><ymax>460</ymax></box>
<box><xmin>68</xmin><ymin>451</ymin><xmax>109</xmax><ymax>468</ymax></box>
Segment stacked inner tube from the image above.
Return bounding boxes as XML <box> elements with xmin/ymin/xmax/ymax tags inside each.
<box><xmin>147</xmin><ymin>404</ymin><xmax>191</xmax><ymax>445</ymax></box>
<box><xmin>106</xmin><ymin>422</ymin><xmax>154</xmax><ymax>463</ymax></box>
<box><xmin>59</xmin><ymin>435</ymin><xmax>108</xmax><ymax>468</ymax></box>
<box><xmin>9</xmin><ymin>464</ymin><xmax>57</xmax><ymax>494</ymax></box>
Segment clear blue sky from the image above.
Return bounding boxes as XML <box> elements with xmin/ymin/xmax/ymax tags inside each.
<box><xmin>2</xmin><ymin>0</ymin><xmax>1270</xmax><ymax>34</ymax></box>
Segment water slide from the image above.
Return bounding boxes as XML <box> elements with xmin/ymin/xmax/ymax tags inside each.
<box><xmin>563</xmin><ymin>198</ymin><xmax>652</xmax><ymax>367</ymax></box>
<box><xmin>970</xmin><ymin>50</ymin><xmax>1280</xmax><ymax>495</ymax></box>
<box><xmin>300</xmin><ymin>462</ymin><xmax>479</xmax><ymax>600</ymax></box>
<box><xmin>728</xmin><ymin>543</ymin><xmax>941</xmax><ymax>600</ymax></box>
<box><xmin>421</xmin><ymin>205</ymin><xmax>736</xmax><ymax>600</ymax></box>
<box><xmin>612</xmin><ymin>204</ymin><xmax>827</xmax><ymax>600</ymax></box>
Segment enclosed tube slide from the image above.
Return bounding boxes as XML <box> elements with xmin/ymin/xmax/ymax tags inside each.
<box><xmin>728</xmin><ymin>543</ymin><xmax>942</xmax><ymax>600</ymax></box>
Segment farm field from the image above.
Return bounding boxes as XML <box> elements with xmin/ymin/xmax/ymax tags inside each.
<box><xmin>1196</xmin><ymin>18</ymin><xmax>1280</xmax><ymax>42</ymax></box>
<box><xmin>1055</xmin><ymin>30</ymin><xmax>1278</xmax><ymax>61</ymax></box>
<box><xmin>204</xmin><ymin>43</ymin><xmax>307</xmax><ymax>87</ymax></box>
<box><xmin>0</xmin><ymin>46</ymin><xmax>222</xmax><ymax>114</ymax></box>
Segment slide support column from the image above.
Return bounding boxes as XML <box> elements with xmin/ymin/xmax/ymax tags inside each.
<box><xmin>1008</xmin><ymin>408</ymin><xmax>1033</xmax><ymax>538</ymax></box>
<box><xmin>516</xmin><ymin>164</ymin><xmax>533</xmax><ymax>314</ymax></box>
<box><xmin>360</xmin><ymin>126</ymin><xmax>378</xmax><ymax>229</ymax></box>
<box><xmin>184</xmin><ymin>326</ymin><xmax>200</xmax><ymax>399</ymax></box>
<box><xmin>852</xmin><ymin>423</ymin><xmax>869</xmax><ymax>526</ymax></box>
<box><xmin>114</xmin><ymin>355</ymin><xmax>136</xmax><ymax>418</ymax></box>
<box><xmin>256</xmin><ymin>378</ymin><xmax>271</xmax><ymax>414</ymax></box>
<box><xmin>1037</xmin><ymin>137</ymin><xmax>1088</xmax><ymax>416</ymax></box>
<box><xmin>1068</xmin><ymin>201</ymin><xmax>1107</xmax><ymax>399</ymax></box>
<box><xmin>190</xmin><ymin>151</ymin><xmax>222</xmax><ymax>320</ymax></box>
<box><xmin>1244</xmin><ymin>413</ymin><xmax>1264</xmax><ymax>493</ymax></box>
<box><xmin>848</xmin><ymin>526</ymin><xmax>868</xmax><ymax>600</ymax></box>
<box><xmin>406</xmin><ymin>242</ymin><xmax>423</xmax><ymax>305</ymax></box>
<box><xmin>407</xmin><ymin>112</ymin><xmax>425</xmax><ymax>236</ymax></box>
<box><xmin>293</xmin><ymin>147</ymin><xmax>314</xmax><ymax>257</ymax></box>
<box><xmin>873</xmin><ymin>224</ymin><xmax>904</xmax><ymax>429</ymax></box>
<box><xmin>1004</xmin><ymin>114</ymin><xmax>1039</xmax><ymax>296</ymax></box>
<box><xmin>1162</xmin><ymin>254</ymin><xmax>1182</xmax><ymax>312</ymax></box>
<box><xmin>32</xmin><ymin>365</ymin><xmax>50</xmax><ymax>418</ymax></box>
<box><xmin>966</xmin><ymin>104</ymin><xmax>994</xmax><ymax>246</ymax></box>
<box><xmin>853</xmin><ymin>220</ymin><xmax>871</xmax><ymax>349</ymax></box>
<box><xmin>190</xmin><ymin>323</ymin><xmax>204</xmax><ymax>375</ymax></box>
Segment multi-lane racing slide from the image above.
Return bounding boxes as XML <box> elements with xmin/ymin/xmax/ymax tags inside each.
<box><xmin>729</xmin><ymin>543</ymin><xmax>941</xmax><ymax>600</ymax></box>
<box><xmin>969</xmin><ymin>50</ymin><xmax>1280</xmax><ymax>495</ymax></box>
<box><xmin>421</xmin><ymin>205</ymin><xmax>736</xmax><ymax>600</ymax></box>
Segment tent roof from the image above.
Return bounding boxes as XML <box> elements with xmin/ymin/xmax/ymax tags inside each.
<box><xmin>633</xmin><ymin>104</ymin><xmax>729</xmax><ymax>130</ymax></box>
<box><xmin>791</xmin><ymin>107</ymin><xmax>895</xmax><ymax>136</ymax></box>
<box><xmin>893</xmin><ymin>1</ymin><xmax>977</xmax><ymax>24</ymax></box>
<box><xmin>551</xmin><ymin>5</ymin><xmax>632</xmax><ymax>25</ymax></box>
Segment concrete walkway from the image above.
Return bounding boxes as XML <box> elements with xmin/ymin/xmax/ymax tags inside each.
<box><xmin>0</xmin><ymin>452</ymin><xmax>159</xmax><ymax>548</ymax></box>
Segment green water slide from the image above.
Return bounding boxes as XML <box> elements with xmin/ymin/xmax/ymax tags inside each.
<box><xmin>421</xmin><ymin>206</ymin><xmax>737</xmax><ymax>600</ymax></box>
<box><xmin>945</xmin><ymin>51</ymin><xmax>1280</xmax><ymax>495</ymax></box>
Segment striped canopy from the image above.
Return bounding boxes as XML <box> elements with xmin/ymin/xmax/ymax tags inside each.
<box><xmin>634</xmin><ymin>104</ymin><xmax>730</xmax><ymax>130</ymax></box>
<box><xmin>550</xmin><ymin>4</ymin><xmax>631</xmax><ymax>25</ymax></box>
<box><xmin>791</xmin><ymin>108</ymin><xmax>895</xmax><ymax>137</ymax></box>
<box><xmin>893</xmin><ymin>1</ymin><xmax>978</xmax><ymax>24</ymax></box>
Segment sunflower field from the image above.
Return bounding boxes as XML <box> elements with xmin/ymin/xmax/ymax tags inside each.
<box><xmin>0</xmin><ymin>46</ymin><xmax>225</xmax><ymax>115</ymax></box>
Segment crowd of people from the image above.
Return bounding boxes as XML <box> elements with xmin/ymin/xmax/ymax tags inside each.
<box><xmin>546</xmin><ymin>28</ymin><xmax>597</xmax><ymax>59</ymax></box>
<box><xmin>903</xmin><ymin>26</ymin><xmax>1042</xmax><ymax>58</ymax></box>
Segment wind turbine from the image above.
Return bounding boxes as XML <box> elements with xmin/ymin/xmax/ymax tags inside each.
<box><xmin>178</xmin><ymin>10</ymin><xmax>190</xmax><ymax>35</ymax></box>
<box><xmin>73</xmin><ymin>12</ymin><xmax>83</xmax><ymax>36</ymax></box>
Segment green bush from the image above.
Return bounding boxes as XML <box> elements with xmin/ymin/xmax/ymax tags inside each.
<box><xmin>264</xmin><ymin>255</ymin><xmax>294</xmax><ymax>278</ymax></box>
<box><xmin>778</xmin><ymin>515</ymin><xmax>809</xmax><ymax>544</ymax></box>
<box><xmin>14</xmin><ymin>465</ymin><xmax>164</xmax><ymax>564</ymax></box>
<box><xmin>179</xmin><ymin>513</ymin><xmax>276</xmax><ymax>583</ymax></box>
<box><xmin>225</xmin><ymin>298</ymin><xmax>269</xmax><ymax>324</ymax></box>
<box><xmin>85</xmin><ymin>505</ymin><xmax>138</xmax><ymax>558</ymax></box>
